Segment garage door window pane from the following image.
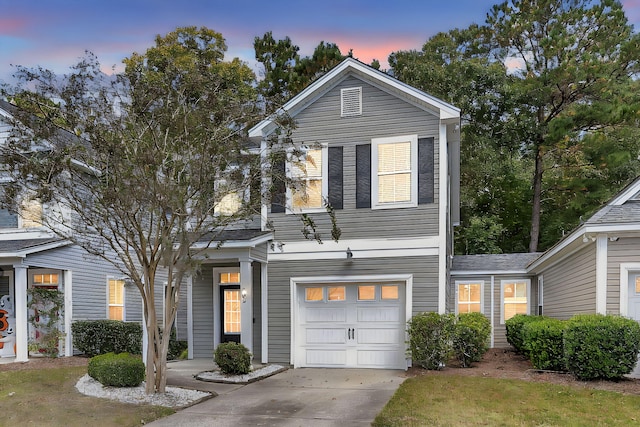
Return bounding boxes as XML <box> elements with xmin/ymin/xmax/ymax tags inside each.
<box><xmin>381</xmin><ymin>285</ymin><xmax>398</xmax><ymax>300</ymax></box>
<box><xmin>328</xmin><ymin>286</ymin><xmax>345</xmax><ymax>301</ymax></box>
<box><xmin>358</xmin><ymin>285</ymin><xmax>375</xmax><ymax>300</ymax></box>
<box><xmin>635</xmin><ymin>276</ymin><xmax>640</xmax><ymax>294</ymax></box>
<box><xmin>306</xmin><ymin>287</ymin><xmax>323</xmax><ymax>301</ymax></box>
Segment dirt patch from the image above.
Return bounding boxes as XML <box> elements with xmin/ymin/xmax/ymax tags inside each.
<box><xmin>0</xmin><ymin>355</ymin><xmax>89</xmax><ymax>371</ymax></box>
<box><xmin>407</xmin><ymin>348</ymin><xmax>640</xmax><ymax>395</ymax></box>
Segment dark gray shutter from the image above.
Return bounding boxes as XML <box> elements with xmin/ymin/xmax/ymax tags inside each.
<box><xmin>270</xmin><ymin>156</ymin><xmax>286</xmax><ymax>213</ymax></box>
<box><xmin>418</xmin><ymin>137</ymin><xmax>434</xmax><ymax>204</ymax></box>
<box><xmin>356</xmin><ymin>144</ymin><xmax>371</xmax><ymax>208</ymax></box>
<box><xmin>327</xmin><ymin>146</ymin><xmax>343</xmax><ymax>209</ymax></box>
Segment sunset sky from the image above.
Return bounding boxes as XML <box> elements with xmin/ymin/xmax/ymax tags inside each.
<box><xmin>1</xmin><ymin>0</ymin><xmax>639</xmax><ymax>84</ymax></box>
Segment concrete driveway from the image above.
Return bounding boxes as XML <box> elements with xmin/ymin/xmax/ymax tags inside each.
<box><xmin>147</xmin><ymin>360</ymin><xmax>406</xmax><ymax>426</ymax></box>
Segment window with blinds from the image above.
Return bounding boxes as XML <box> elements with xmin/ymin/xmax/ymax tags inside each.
<box><xmin>108</xmin><ymin>278</ymin><xmax>125</xmax><ymax>321</ymax></box>
<box><xmin>371</xmin><ymin>135</ymin><xmax>418</xmax><ymax>209</ymax></box>
<box><xmin>291</xmin><ymin>148</ymin><xmax>324</xmax><ymax>210</ymax></box>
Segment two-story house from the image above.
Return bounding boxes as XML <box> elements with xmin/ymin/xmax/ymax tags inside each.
<box><xmin>201</xmin><ymin>57</ymin><xmax>461</xmax><ymax>369</ymax></box>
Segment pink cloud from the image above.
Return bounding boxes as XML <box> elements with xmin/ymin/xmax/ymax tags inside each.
<box><xmin>0</xmin><ymin>18</ymin><xmax>29</xmax><ymax>36</ymax></box>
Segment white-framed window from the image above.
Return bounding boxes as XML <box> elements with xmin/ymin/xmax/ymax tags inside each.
<box><xmin>456</xmin><ymin>281</ymin><xmax>483</xmax><ymax>314</ymax></box>
<box><xmin>107</xmin><ymin>278</ymin><xmax>125</xmax><ymax>321</ymax></box>
<box><xmin>501</xmin><ymin>279</ymin><xmax>530</xmax><ymax>323</ymax></box>
<box><xmin>371</xmin><ymin>135</ymin><xmax>418</xmax><ymax>209</ymax></box>
<box><xmin>287</xmin><ymin>146</ymin><xmax>328</xmax><ymax>212</ymax></box>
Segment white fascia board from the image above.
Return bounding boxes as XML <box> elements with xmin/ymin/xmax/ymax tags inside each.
<box><xmin>190</xmin><ymin>232</ymin><xmax>273</xmax><ymax>250</ymax></box>
<box><xmin>609</xmin><ymin>177</ymin><xmax>640</xmax><ymax>205</ymax></box>
<box><xmin>269</xmin><ymin>236</ymin><xmax>439</xmax><ymax>261</ymax></box>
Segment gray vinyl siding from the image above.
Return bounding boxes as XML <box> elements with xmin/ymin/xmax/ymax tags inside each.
<box><xmin>606</xmin><ymin>237</ymin><xmax>640</xmax><ymax>315</ymax></box>
<box><xmin>24</xmin><ymin>245</ymin><xmax>140</xmax><ymax>322</ymax></box>
<box><xmin>540</xmin><ymin>245</ymin><xmax>597</xmax><ymax>319</ymax></box>
<box><xmin>269</xmin><ymin>76</ymin><xmax>440</xmax><ymax>242</ymax></box>
<box><xmin>266</xmin><ymin>256</ymin><xmax>439</xmax><ymax>364</ymax></box>
<box><xmin>192</xmin><ymin>267</ymin><xmax>214</xmax><ymax>358</ymax></box>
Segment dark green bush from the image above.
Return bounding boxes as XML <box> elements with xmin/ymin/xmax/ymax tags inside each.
<box><xmin>505</xmin><ymin>314</ymin><xmax>545</xmax><ymax>355</ymax></box>
<box><xmin>88</xmin><ymin>352</ymin><xmax>145</xmax><ymax>387</ymax></box>
<box><xmin>165</xmin><ymin>327</ymin><xmax>188</xmax><ymax>361</ymax></box>
<box><xmin>407</xmin><ymin>312</ymin><xmax>455</xmax><ymax>370</ymax></box>
<box><xmin>72</xmin><ymin>320</ymin><xmax>142</xmax><ymax>356</ymax></box>
<box><xmin>563</xmin><ymin>314</ymin><xmax>640</xmax><ymax>380</ymax></box>
<box><xmin>452</xmin><ymin>312</ymin><xmax>491</xmax><ymax>368</ymax></box>
<box><xmin>214</xmin><ymin>342</ymin><xmax>252</xmax><ymax>375</ymax></box>
<box><xmin>523</xmin><ymin>317</ymin><xmax>566</xmax><ymax>371</ymax></box>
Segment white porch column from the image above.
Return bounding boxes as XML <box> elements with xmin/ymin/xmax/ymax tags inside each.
<box><xmin>63</xmin><ymin>270</ymin><xmax>73</xmax><ymax>356</ymax></box>
<box><xmin>186</xmin><ymin>274</ymin><xmax>193</xmax><ymax>360</ymax></box>
<box><xmin>14</xmin><ymin>264</ymin><xmax>28</xmax><ymax>362</ymax></box>
<box><xmin>260</xmin><ymin>262</ymin><xmax>268</xmax><ymax>364</ymax></box>
<box><xmin>596</xmin><ymin>234</ymin><xmax>608</xmax><ymax>314</ymax></box>
<box><xmin>240</xmin><ymin>259</ymin><xmax>253</xmax><ymax>354</ymax></box>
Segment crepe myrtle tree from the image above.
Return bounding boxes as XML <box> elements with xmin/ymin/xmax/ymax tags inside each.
<box><xmin>0</xmin><ymin>26</ymin><xmax>339</xmax><ymax>394</ymax></box>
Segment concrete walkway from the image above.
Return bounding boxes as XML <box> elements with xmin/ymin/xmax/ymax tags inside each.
<box><xmin>148</xmin><ymin>359</ymin><xmax>406</xmax><ymax>426</ymax></box>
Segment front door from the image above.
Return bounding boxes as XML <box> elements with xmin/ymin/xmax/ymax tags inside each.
<box><xmin>220</xmin><ymin>285</ymin><xmax>241</xmax><ymax>343</ymax></box>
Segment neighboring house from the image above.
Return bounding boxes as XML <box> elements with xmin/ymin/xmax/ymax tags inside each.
<box><xmin>0</xmin><ymin>99</ymin><xmax>147</xmax><ymax>362</ymax></box>
<box><xmin>528</xmin><ymin>176</ymin><xmax>640</xmax><ymax>324</ymax></box>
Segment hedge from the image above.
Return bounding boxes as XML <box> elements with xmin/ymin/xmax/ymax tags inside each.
<box><xmin>72</xmin><ymin>320</ymin><xmax>142</xmax><ymax>356</ymax></box>
<box><xmin>214</xmin><ymin>342</ymin><xmax>252</xmax><ymax>375</ymax></box>
<box><xmin>563</xmin><ymin>314</ymin><xmax>640</xmax><ymax>380</ymax></box>
<box><xmin>407</xmin><ymin>312</ymin><xmax>455</xmax><ymax>370</ymax></box>
<box><xmin>452</xmin><ymin>312</ymin><xmax>491</xmax><ymax>368</ymax></box>
<box><xmin>505</xmin><ymin>314</ymin><xmax>546</xmax><ymax>355</ymax></box>
<box><xmin>88</xmin><ymin>352</ymin><xmax>145</xmax><ymax>387</ymax></box>
<box><xmin>522</xmin><ymin>317</ymin><xmax>566</xmax><ymax>371</ymax></box>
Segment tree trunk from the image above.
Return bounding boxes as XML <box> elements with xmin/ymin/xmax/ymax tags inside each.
<box><xmin>529</xmin><ymin>145</ymin><xmax>544</xmax><ymax>253</ymax></box>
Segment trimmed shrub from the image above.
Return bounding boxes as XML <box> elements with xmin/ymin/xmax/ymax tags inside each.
<box><xmin>564</xmin><ymin>314</ymin><xmax>640</xmax><ymax>380</ymax></box>
<box><xmin>522</xmin><ymin>317</ymin><xmax>566</xmax><ymax>371</ymax></box>
<box><xmin>505</xmin><ymin>314</ymin><xmax>545</xmax><ymax>355</ymax></box>
<box><xmin>407</xmin><ymin>312</ymin><xmax>455</xmax><ymax>370</ymax></box>
<box><xmin>452</xmin><ymin>312</ymin><xmax>491</xmax><ymax>368</ymax></box>
<box><xmin>72</xmin><ymin>320</ymin><xmax>142</xmax><ymax>356</ymax></box>
<box><xmin>164</xmin><ymin>327</ymin><xmax>188</xmax><ymax>361</ymax></box>
<box><xmin>214</xmin><ymin>342</ymin><xmax>252</xmax><ymax>375</ymax></box>
<box><xmin>88</xmin><ymin>352</ymin><xmax>145</xmax><ymax>387</ymax></box>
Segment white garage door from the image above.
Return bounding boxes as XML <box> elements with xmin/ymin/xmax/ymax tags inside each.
<box><xmin>296</xmin><ymin>283</ymin><xmax>406</xmax><ymax>369</ymax></box>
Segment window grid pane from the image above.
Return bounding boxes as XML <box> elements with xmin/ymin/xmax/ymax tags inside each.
<box><xmin>358</xmin><ymin>285</ymin><xmax>376</xmax><ymax>300</ymax></box>
<box><xmin>220</xmin><ymin>272</ymin><xmax>240</xmax><ymax>284</ymax></box>
<box><xmin>381</xmin><ymin>285</ymin><xmax>399</xmax><ymax>300</ymax></box>
<box><xmin>306</xmin><ymin>287</ymin><xmax>323</xmax><ymax>301</ymax></box>
<box><xmin>224</xmin><ymin>290</ymin><xmax>241</xmax><ymax>333</ymax></box>
<box><xmin>378</xmin><ymin>142</ymin><xmax>411</xmax><ymax>203</ymax></box>
<box><xmin>328</xmin><ymin>286</ymin><xmax>345</xmax><ymax>301</ymax></box>
<box><xmin>635</xmin><ymin>276</ymin><xmax>640</xmax><ymax>294</ymax></box>
<box><xmin>108</xmin><ymin>279</ymin><xmax>125</xmax><ymax>321</ymax></box>
<box><xmin>504</xmin><ymin>282</ymin><xmax>527</xmax><ymax>321</ymax></box>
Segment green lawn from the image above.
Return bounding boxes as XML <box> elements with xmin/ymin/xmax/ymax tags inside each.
<box><xmin>374</xmin><ymin>375</ymin><xmax>640</xmax><ymax>427</ymax></box>
<box><xmin>0</xmin><ymin>367</ymin><xmax>174</xmax><ymax>426</ymax></box>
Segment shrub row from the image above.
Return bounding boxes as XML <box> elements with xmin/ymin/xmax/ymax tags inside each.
<box><xmin>407</xmin><ymin>312</ymin><xmax>491</xmax><ymax>369</ymax></box>
<box><xmin>88</xmin><ymin>352</ymin><xmax>145</xmax><ymax>387</ymax></box>
<box><xmin>72</xmin><ymin>320</ymin><xmax>142</xmax><ymax>356</ymax></box>
<box><xmin>505</xmin><ymin>314</ymin><xmax>640</xmax><ymax>380</ymax></box>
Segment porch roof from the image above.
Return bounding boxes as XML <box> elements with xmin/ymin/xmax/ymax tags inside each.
<box><xmin>194</xmin><ymin>229</ymin><xmax>273</xmax><ymax>248</ymax></box>
<box><xmin>0</xmin><ymin>238</ymin><xmax>68</xmax><ymax>257</ymax></box>
<box><xmin>451</xmin><ymin>253</ymin><xmax>543</xmax><ymax>275</ymax></box>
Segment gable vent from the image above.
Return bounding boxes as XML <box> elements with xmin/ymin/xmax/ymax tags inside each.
<box><xmin>341</xmin><ymin>87</ymin><xmax>362</xmax><ymax>117</ymax></box>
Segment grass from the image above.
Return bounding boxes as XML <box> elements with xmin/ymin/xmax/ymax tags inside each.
<box><xmin>373</xmin><ymin>375</ymin><xmax>640</xmax><ymax>427</ymax></box>
<box><xmin>0</xmin><ymin>366</ymin><xmax>174</xmax><ymax>426</ymax></box>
